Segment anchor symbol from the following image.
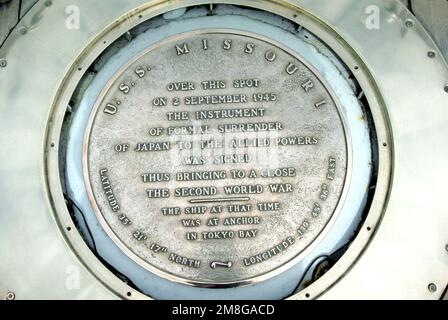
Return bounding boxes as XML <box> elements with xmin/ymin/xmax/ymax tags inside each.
<box><xmin>210</xmin><ymin>261</ymin><xmax>233</xmax><ymax>269</ymax></box>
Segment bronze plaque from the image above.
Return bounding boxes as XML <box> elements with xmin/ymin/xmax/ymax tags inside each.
<box><xmin>84</xmin><ymin>31</ymin><xmax>349</xmax><ymax>286</ymax></box>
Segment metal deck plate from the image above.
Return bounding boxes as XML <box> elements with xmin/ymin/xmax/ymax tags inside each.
<box><xmin>0</xmin><ymin>0</ymin><xmax>447</xmax><ymax>299</ymax></box>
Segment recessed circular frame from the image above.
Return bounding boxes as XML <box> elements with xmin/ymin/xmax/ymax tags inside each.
<box><xmin>0</xmin><ymin>0</ymin><xmax>447</xmax><ymax>300</ymax></box>
<box><xmin>49</xmin><ymin>0</ymin><xmax>390</xmax><ymax>298</ymax></box>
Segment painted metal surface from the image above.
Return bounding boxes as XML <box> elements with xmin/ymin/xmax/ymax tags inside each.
<box><xmin>0</xmin><ymin>0</ymin><xmax>447</xmax><ymax>299</ymax></box>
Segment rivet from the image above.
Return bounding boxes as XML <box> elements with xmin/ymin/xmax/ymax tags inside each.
<box><xmin>428</xmin><ymin>283</ymin><xmax>437</xmax><ymax>293</ymax></box>
<box><xmin>427</xmin><ymin>51</ymin><xmax>436</xmax><ymax>59</ymax></box>
<box><xmin>405</xmin><ymin>19</ymin><xmax>414</xmax><ymax>28</ymax></box>
<box><xmin>0</xmin><ymin>59</ymin><xmax>7</xmax><ymax>68</ymax></box>
<box><xmin>44</xmin><ymin>0</ymin><xmax>52</xmax><ymax>6</ymax></box>
<box><xmin>444</xmin><ymin>85</ymin><xmax>448</xmax><ymax>93</ymax></box>
<box><xmin>5</xmin><ymin>292</ymin><xmax>15</xmax><ymax>300</ymax></box>
<box><xmin>18</xmin><ymin>26</ymin><xmax>28</xmax><ymax>35</ymax></box>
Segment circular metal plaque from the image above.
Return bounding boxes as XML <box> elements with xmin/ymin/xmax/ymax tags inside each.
<box><xmin>84</xmin><ymin>31</ymin><xmax>349</xmax><ymax>286</ymax></box>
